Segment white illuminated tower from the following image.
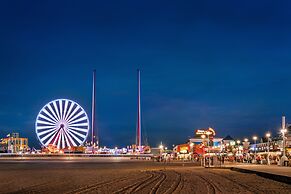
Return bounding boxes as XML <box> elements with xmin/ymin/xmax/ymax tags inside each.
<box><xmin>136</xmin><ymin>69</ymin><xmax>142</xmax><ymax>149</ymax></box>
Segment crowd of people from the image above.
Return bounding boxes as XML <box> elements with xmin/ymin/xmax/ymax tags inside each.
<box><xmin>235</xmin><ymin>153</ymin><xmax>291</xmax><ymax>166</ymax></box>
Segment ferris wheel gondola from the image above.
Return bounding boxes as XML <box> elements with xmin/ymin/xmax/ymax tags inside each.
<box><xmin>35</xmin><ymin>99</ymin><xmax>90</xmax><ymax>149</ymax></box>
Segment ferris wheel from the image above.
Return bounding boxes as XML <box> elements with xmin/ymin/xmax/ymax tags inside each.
<box><xmin>35</xmin><ymin>99</ymin><xmax>90</xmax><ymax>149</ymax></box>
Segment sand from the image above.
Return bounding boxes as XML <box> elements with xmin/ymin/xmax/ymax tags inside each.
<box><xmin>0</xmin><ymin>159</ymin><xmax>290</xmax><ymax>193</ymax></box>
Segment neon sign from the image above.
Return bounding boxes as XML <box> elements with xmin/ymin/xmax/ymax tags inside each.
<box><xmin>195</xmin><ymin>127</ymin><xmax>216</xmax><ymax>136</ymax></box>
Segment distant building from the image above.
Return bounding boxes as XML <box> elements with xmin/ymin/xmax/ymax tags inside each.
<box><xmin>0</xmin><ymin>133</ymin><xmax>28</xmax><ymax>153</ymax></box>
<box><xmin>222</xmin><ymin>135</ymin><xmax>235</xmax><ymax>146</ymax></box>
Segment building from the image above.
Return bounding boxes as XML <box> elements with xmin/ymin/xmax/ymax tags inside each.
<box><xmin>221</xmin><ymin>135</ymin><xmax>237</xmax><ymax>155</ymax></box>
<box><xmin>174</xmin><ymin>128</ymin><xmax>223</xmax><ymax>159</ymax></box>
<box><xmin>0</xmin><ymin>133</ymin><xmax>28</xmax><ymax>153</ymax></box>
<box><xmin>222</xmin><ymin>135</ymin><xmax>235</xmax><ymax>146</ymax></box>
<box><xmin>249</xmin><ymin>136</ymin><xmax>285</xmax><ymax>155</ymax></box>
<box><xmin>189</xmin><ymin>128</ymin><xmax>222</xmax><ymax>145</ymax></box>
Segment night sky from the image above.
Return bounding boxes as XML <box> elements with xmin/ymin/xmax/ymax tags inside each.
<box><xmin>1</xmin><ymin>1</ymin><xmax>291</xmax><ymax>148</ymax></box>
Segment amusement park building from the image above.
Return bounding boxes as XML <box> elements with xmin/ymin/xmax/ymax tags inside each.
<box><xmin>0</xmin><ymin>133</ymin><xmax>28</xmax><ymax>153</ymax></box>
<box><xmin>174</xmin><ymin>128</ymin><xmax>223</xmax><ymax>157</ymax></box>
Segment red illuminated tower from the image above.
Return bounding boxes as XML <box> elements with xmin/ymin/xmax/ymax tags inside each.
<box><xmin>136</xmin><ymin>69</ymin><xmax>142</xmax><ymax>149</ymax></box>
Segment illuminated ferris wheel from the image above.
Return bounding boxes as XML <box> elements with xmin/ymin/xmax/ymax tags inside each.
<box><xmin>35</xmin><ymin>99</ymin><xmax>90</xmax><ymax>149</ymax></box>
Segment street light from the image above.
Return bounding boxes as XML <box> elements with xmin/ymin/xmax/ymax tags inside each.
<box><xmin>244</xmin><ymin>138</ymin><xmax>248</xmax><ymax>142</ymax></box>
<box><xmin>253</xmin><ymin>136</ymin><xmax>257</xmax><ymax>163</ymax></box>
<box><xmin>266</xmin><ymin>132</ymin><xmax>271</xmax><ymax>165</ymax></box>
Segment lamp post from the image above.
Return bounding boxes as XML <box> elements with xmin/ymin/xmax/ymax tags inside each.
<box><xmin>253</xmin><ymin>136</ymin><xmax>257</xmax><ymax>163</ymax></box>
<box><xmin>266</xmin><ymin>133</ymin><xmax>271</xmax><ymax>165</ymax></box>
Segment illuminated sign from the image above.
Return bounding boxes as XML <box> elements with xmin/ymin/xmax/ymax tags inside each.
<box><xmin>177</xmin><ymin>144</ymin><xmax>190</xmax><ymax>154</ymax></box>
<box><xmin>195</xmin><ymin>127</ymin><xmax>216</xmax><ymax>136</ymax></box>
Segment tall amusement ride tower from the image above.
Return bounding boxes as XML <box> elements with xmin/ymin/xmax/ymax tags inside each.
<box><xmin>136</xmin><ymin>69</ymin><xmax>142</xmax><ymax>149</ymax></box>
<box><xmin>92</xmin><ymin>70</ymin><xmax>98</xmax><ymax>147</ymax></box>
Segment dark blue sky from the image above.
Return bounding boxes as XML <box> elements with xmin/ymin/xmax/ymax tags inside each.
<box><xmin>1</xmin><ymin>1</ymin><xmax>291</xmax><ymax>148</ymax></box>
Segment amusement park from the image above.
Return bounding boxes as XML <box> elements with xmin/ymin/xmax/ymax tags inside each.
<box><xmin>1</xmin><ymin>70</ymin><xmax>291</xmax><ymax>169</ymax></box>
<box><xmin>2</xmin><ymin>1</ymin><xmax>291</xmax><ymax>193</ymax></box>
<box><xmin>1</xmin><ymin>70</ymin><xmax>151</xmax><ymax>156</ymax></box>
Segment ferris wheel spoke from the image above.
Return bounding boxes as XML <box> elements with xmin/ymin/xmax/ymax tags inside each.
<box><xmin>52</xmin><ymin>130</ymin><xmax>61</xmax><ymax>146</ymax></box>
<box><xmin>36</xmin><ymin>125</ymin><xmax>56</xmax><ymax>130</ymax></box>
<box><xmin>41</xmin><ymin>129</ymin><xmax>58</xmax><ymax>145</ymax></box>
<box><xmin>47</xmin><ymin>104</ymin><xmax>60</xmax><ymax>122</ymax></box>
<box><xmin>53</xmin><ymin>101</ymin><xmax>61</xmax><ymax>121</ymax></box>
<box><xmin>61</xmin><ymin>130</ymin><xmax>66</xmax><ymax>148</ymax></box>
<box><xmin>37</xmin><ymin>120</ymin><xmax>55</xmax><ymax>126</ymax></box>
<box><xmin>37</xmin><ymin>127</ymin><xmax>56</xmax><ymax>136</ymax></box>
<box><xmin>68</xmin><ymin>117</ymin><xmax>87</xmax><ymax>125</ymax></box>
<box><xmin>63</xmin><ymin>100</ymin><xmax>69</xmax><ymax>120</ymax></box>
<box><xmin>66</xmin><ymin>105</ymin><xmax>80</xmax><ymax>123</ymax></box>
<box><xmin>66</xmin><ymin>102</ymin><xmax>78</xmax><ymax>121</ymax></box>
<box><xmin>69</xmin><ymin>123</ymin><xmax>89</xmax><ymax>127</ymax></box>
<box><xmin>67</xmin><ymin>110</ymin><xmax>84</xmax><ymax>124</ymax></box>
<box><xmin>59</xmin><ymin>100</ymin><xmax>63</xmax><ymax>120</ymax></box>
<box><xmin>45</xmin><ymin>131</ymin><xmax>59</xmax><ymax>146</ymax></box>
<box><xmin>64</xmin><ymin>102</ymin><xmax>74</xmax><ymax>121</ymax></box>
<box><xmin>56</xmin><ymin>132</ymin><xmax>62</xmax><ymax>149</ymax></box>
<box><xmin>64</xmin><ymin>130</ymin><xmax>77</xmax><ymax>147</ymax></box>
<box><xmin>42</xmin><ymin>109</ymin><xmax>58</xmax><ymax>123</ymax></box>
<box><xmin>36</xmin><ymin>126</ymin><xmax>55</xmax><ymax>134</ymax></box>
<box><xmin>38</xmin><ymin>114</ymin><xmax>56</xmax><ymax>124</ymax></box>
<box><xmin>60</xmin><ymin>130</ymin><xmax>65</xmax><ymax>149</ymax></box>
<box><xmin>63</xmin><ymin>130</ymin><xmax>72</xmax><ymax>147</ymax></box>
<box><xmin>69</xmin><ymin>126</ymin><xmax>89</xmax><ymax>133</ymax></box>
<box><xmin>69</xmin><ymin>129</ymin><xmax>86</xmax><ymax>139</ymax></box>
<box><xmin>67</xmin><ymin>130</ymin><xmax>83</xmax><ymax>145</ymax></box>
